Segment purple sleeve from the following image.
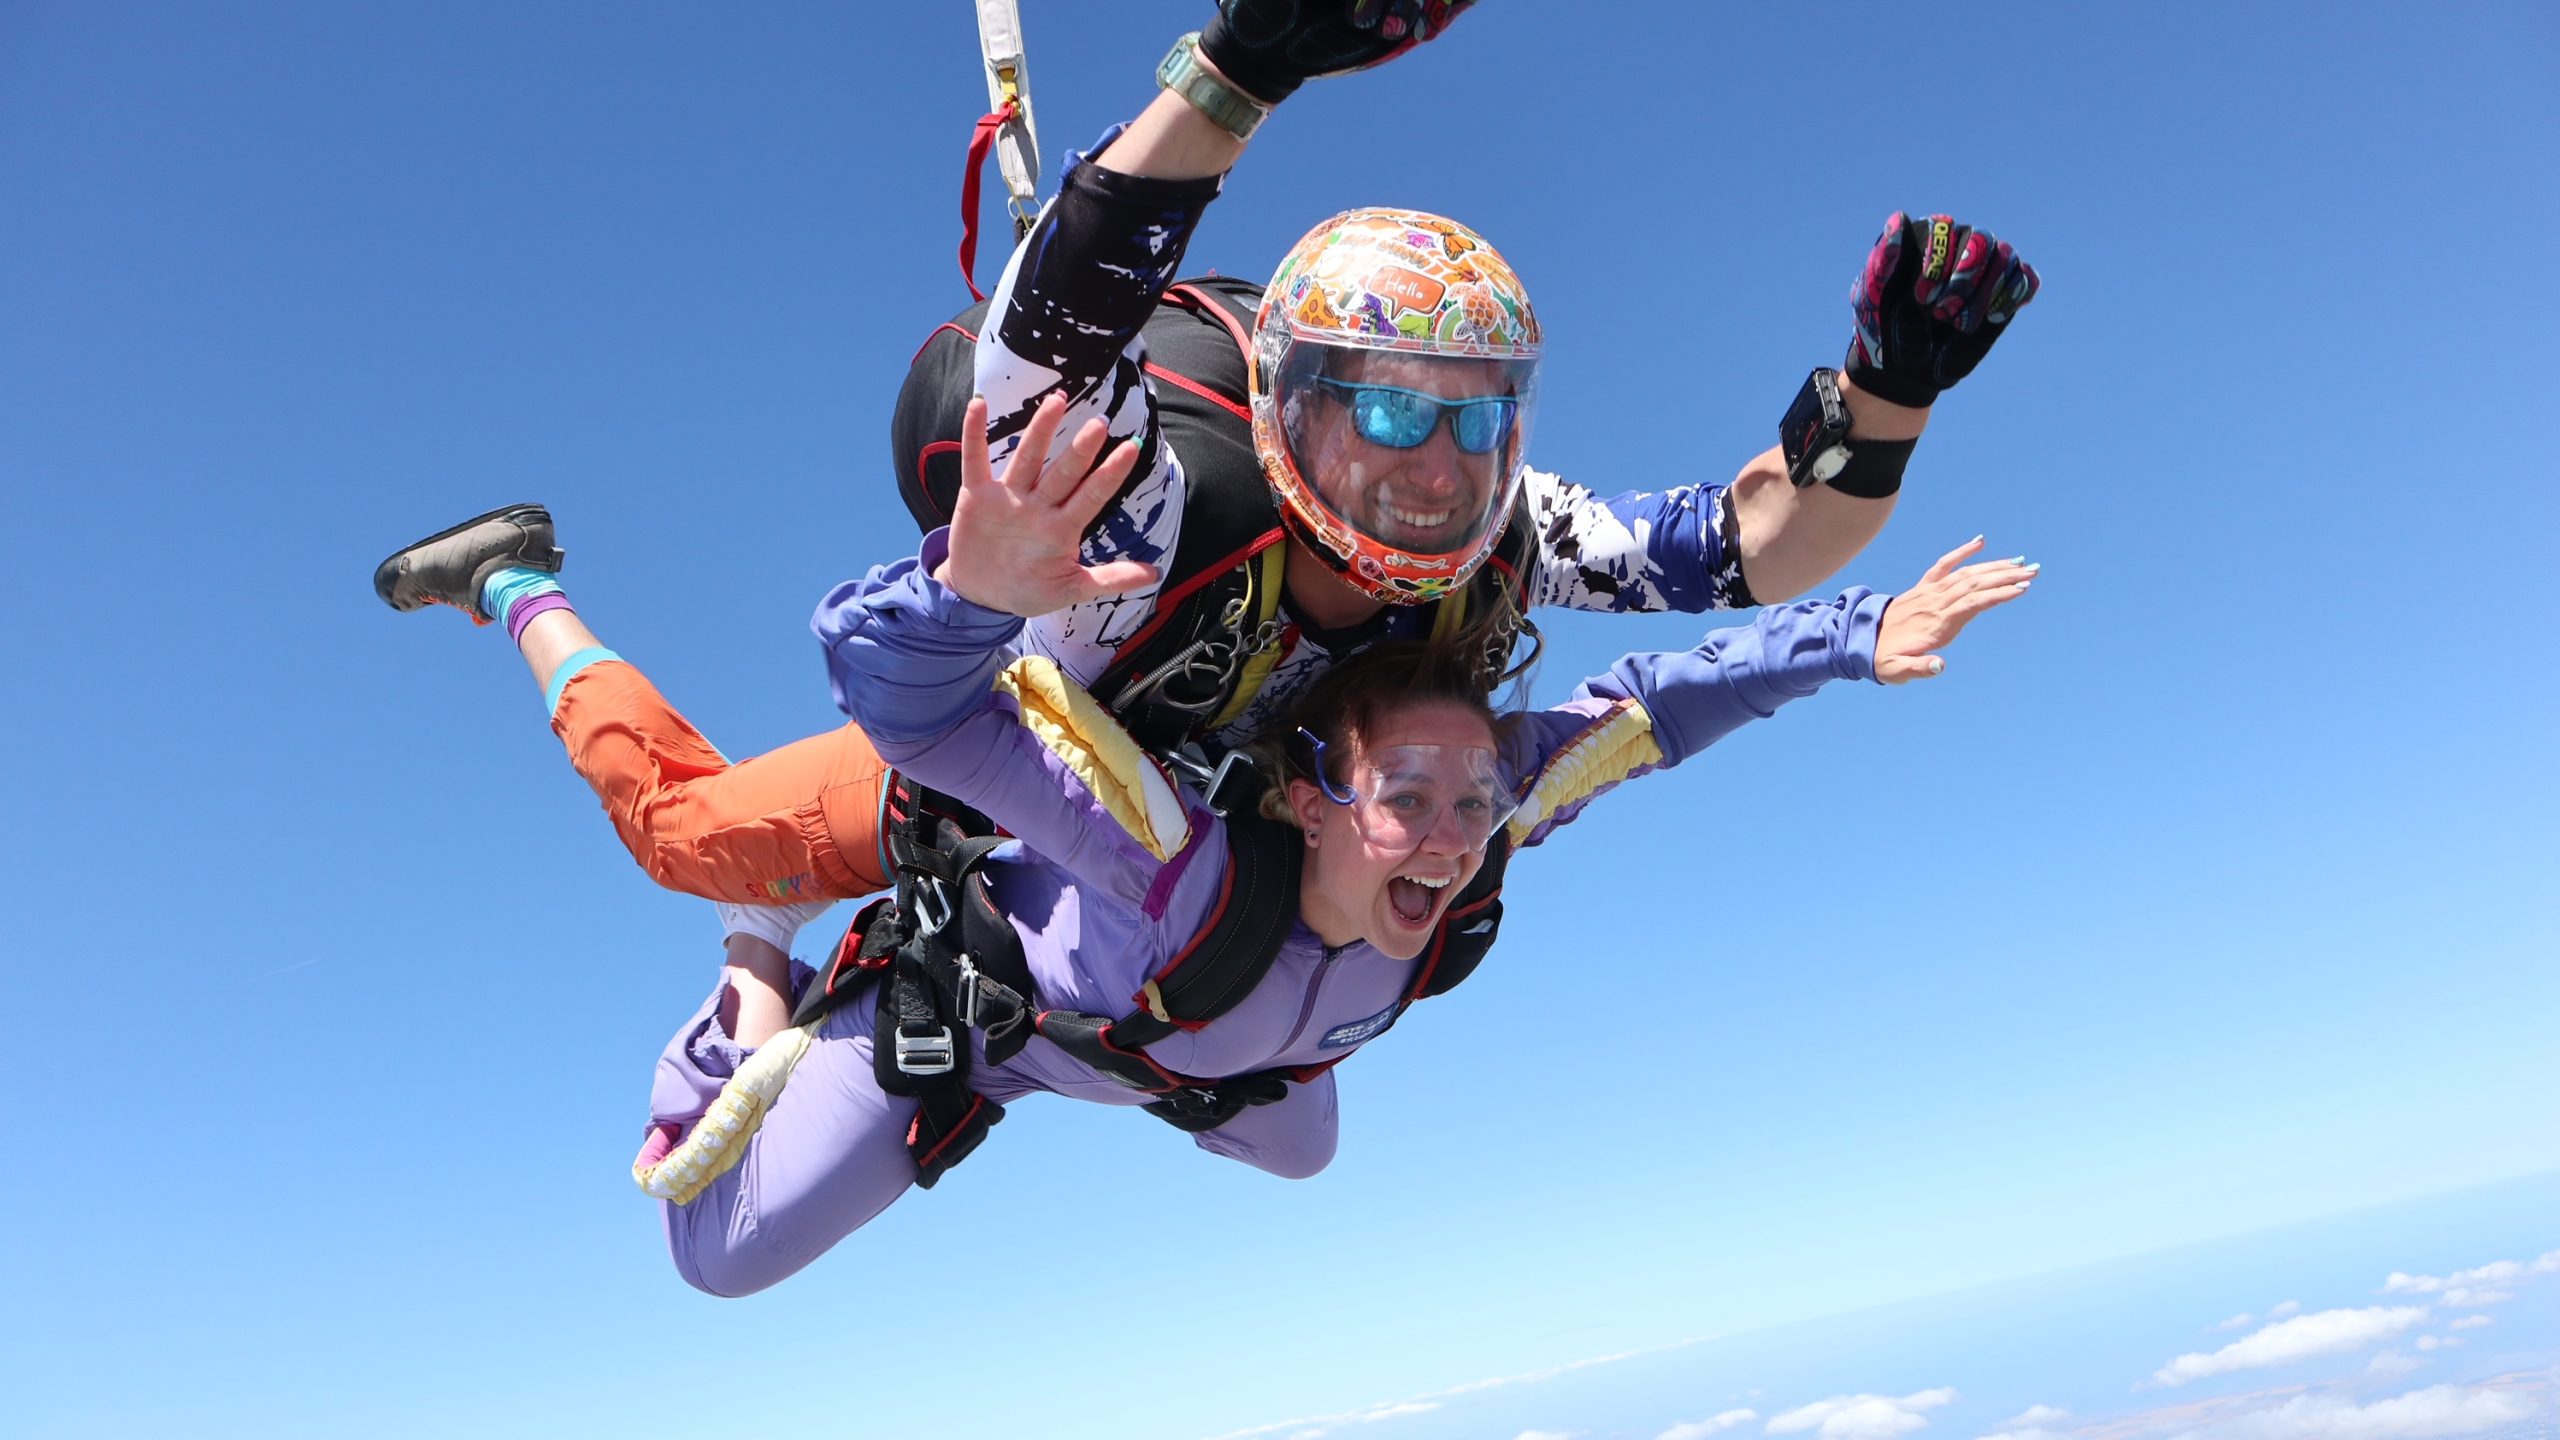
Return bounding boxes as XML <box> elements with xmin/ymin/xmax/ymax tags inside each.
<box><xmin>813</xmin><ymin>529</ymin><xmax>1022</xmax><ymax>749</ymax></box>
<box><xmin>1188</xmin><ymin>1070</ymin><xmax>1340</xmax><ymax>1181</ymax></box>
<box><xmin>1504</xmin><ymin>589</ymin><xmax>1888</xmax><ymax>844</ymax></box>
<box><xmin>813</xmin><ymin>529</ymin><xmax>1206</xmax><ymax>911</ymax></box>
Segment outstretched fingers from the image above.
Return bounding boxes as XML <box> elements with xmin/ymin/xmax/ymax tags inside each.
<box><xmin>1058</xmin><ymin>432</ymin><xmax>1143</xmax><ymax>526</ymax></box>
<box><xmin>1919</xmin><ymin>534</ymin><xmax>1988</xmax><ymax>586</ymax></box>
<box><xmin>1005</xmin><ymin>393</ymin><xmax>1071</xmax><ymax>495</ymax></box>
<box><xmin>1876</xmin><ymin>540</ymin><xmax>2041</xmax><ymax>685</ymax></box>
<box><xmin>960</xmin><ymin>395</ymin><xmax>997</xmax><ymax>493</ymax></box>
<box><xmin>1030</xmin><ymin>411</ymin><xmax>1112</xmax><ymax>504</ymax></box>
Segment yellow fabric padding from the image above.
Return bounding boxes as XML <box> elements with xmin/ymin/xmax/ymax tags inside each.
<box><xmin>632</xmin><ymin>1020</ymin><xmax>817</xmax><ymax>1206</ymax></box>
<box><xmin>1428</xmin><ymin>582</ymin><xmax>1471</xmax><ymax>646</ymax></box>
<box><xmin>1506</xmin><ymin>699</ymin><xmax>1663</xmax><ymax>844</ymax></box>
<box><xmin>994</xmin><ymin>657</ymin><xmax>1192</xmax><ymax>862</ymax></box>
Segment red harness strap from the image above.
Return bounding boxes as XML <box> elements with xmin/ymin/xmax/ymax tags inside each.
<box><xmin>958</xmin><ymin>100</ymin><xmax>1019</xmax><ymax>301</ymax></box>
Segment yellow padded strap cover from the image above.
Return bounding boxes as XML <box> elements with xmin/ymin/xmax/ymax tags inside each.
<box><xmin>1505</xmin><ymin>698</ymin><xmax>1663</xmax><ymax>845</ymax></box>
<box><xmin>994</xmin><ymin>656</ymin><xmax>1193</xmax><ymax>862</ymax></box>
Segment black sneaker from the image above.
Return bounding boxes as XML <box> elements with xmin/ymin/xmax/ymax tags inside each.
<box><xmin>373</xmin><ymin>504</ymin><xmax>564</xmax><ymax>622</ymax></box>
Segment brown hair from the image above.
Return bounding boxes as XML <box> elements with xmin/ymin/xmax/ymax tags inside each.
<box><xmin>1244</xmin><ymin>636</ymin><xmax>1514</xmax><ymax>823</ymax></box>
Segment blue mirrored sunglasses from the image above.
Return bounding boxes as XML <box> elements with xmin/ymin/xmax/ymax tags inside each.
<box><xmin>1313</xmin><ymin>377</ymin><xmax>1520</xmax><ymax>456</ymax></box>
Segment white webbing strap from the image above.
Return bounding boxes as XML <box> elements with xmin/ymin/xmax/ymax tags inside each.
<box><xmin>974</xmin><ymin>0</ymin><xmax>1042</xmax><ymax>239</ymax></box>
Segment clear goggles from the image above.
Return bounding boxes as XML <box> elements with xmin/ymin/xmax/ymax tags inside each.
<box><xmin>1299</xmin><ymin>728</ymin><xmax>1523</xmax><ymax>851</ymax></box>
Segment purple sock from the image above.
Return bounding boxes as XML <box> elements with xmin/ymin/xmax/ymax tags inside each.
<box><xmin>507</xmin><ymin>591</ymin><xmax>575</xmax><ymax>644</ymax></box>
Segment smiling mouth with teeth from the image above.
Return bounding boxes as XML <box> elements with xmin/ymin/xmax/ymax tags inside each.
<box><xmin>1382</xmin><ymin>502</ymin><xmax>1456</xmax><ymax>531</ymax></box>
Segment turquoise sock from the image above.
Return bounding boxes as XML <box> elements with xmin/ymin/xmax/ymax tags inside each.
<box><xmin>481</xmin><ymin>566</ymin><xmax>563</xmax><ymax>620</ymax></box>
<box><xmin>543</xmin><ymin>646</ymin><xmax>622</xmax><ymax>717</ymax></box>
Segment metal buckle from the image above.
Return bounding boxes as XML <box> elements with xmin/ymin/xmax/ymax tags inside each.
<box><xmin>909</xmin><ymin>875</ymin><xmax>954</xmax><ymax>938</ymax></box>
<box><xmin>953</xmin><ymin>955</ymin><xmax>982</xmax><ymax>1028</ymax></box>
<box><xmin>895</xmin><ymin>1026</ymin><xmax>956</xmax><ymax>1076</ymax></box>
<box><xmin>1201</xmin><ymin>749</ymin><xmax>1261</xmax><ymax>818</ymax></box>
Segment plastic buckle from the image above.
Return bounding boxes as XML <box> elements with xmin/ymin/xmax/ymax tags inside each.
<box><xmin>895</xmin><ymin>1025</ymin><xmax>956</xmax><ymax>1076</ymax></box>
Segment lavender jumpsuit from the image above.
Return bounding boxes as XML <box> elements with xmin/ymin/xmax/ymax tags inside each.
<box><xmin>643</xmin><ymin>527</ymin><xmax>1887</xmax><ymax>1296</ymax></box>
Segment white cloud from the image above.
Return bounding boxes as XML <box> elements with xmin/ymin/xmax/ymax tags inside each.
<box><xmin>2444</xmin><ymin>1314</ymin><xmax>2492</xmax><ymax>1330</ymax></box>
<box><xmin>1767</xmin><ymin>1388</ymin><xmax>1958</xmax><ymax>1440</ymax></box>
<box><xmin>1658</xmin><ymin>1410</ymin><xmax>1758</xmax><ymax>1440</ymax></box>
<box><xmin>1975</xmin><ymin>1404</ymin><xmax>2071</xmax><ymax>1440</ymax></box>
<box><xmin>2413</xmin><ymin>1334</ymin><xmax>2462</xmax><ymax>1352</ymax></box>
<box><xmin>2382</xmin><ymin>1250</ymin><xmax>2560</xmax><ymax>1307</ymax></box>
<box><xmin>2192</xmin><ymin>1384</ymin><xmax>2535</xmax><ymax>1438</ymax></box>
<box><xmin>1358</xmin><ymin>1404</ymin><xmax>1440</xmax><ymax>1423</ymax></box>
<box><xmin>2153</xmin><ymin>1306</ymin><xmax>2428</xmax><ymax>1386</ymax></box>
<box><xmin>2215</xmin><ymin>1299</ymin><xmax>2297</xmax><ymax>1333</ymax></box>
<box><xmin>2368</xmin><ymin>1349</ymin><xmax>2425</xmax><ymax>1379</ymax></box>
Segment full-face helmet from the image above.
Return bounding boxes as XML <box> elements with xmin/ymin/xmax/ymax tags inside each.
<box><xmin>1251</xmin><ymin>210</ymin><xmax>1541</xmax><ymax>604</ymax></box>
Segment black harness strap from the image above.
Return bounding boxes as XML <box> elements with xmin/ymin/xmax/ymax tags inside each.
<box><xmin>792</xmin><ymin>770</ymin><xmax>1515</xmax><ymax>1182</ymax></box>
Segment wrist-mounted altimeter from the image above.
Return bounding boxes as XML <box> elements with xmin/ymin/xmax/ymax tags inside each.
<box><xmin>1779</xmin><ymin>367</ymin><xmax>1915</xmax><ymax>498</ymax></box>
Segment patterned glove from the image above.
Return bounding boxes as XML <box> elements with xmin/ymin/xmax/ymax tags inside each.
<box><xmin>1199</xmin><ymin>0</ymin><xmax>1475</xmax><ymax>105</ymax></box>
<box><xmin>1845</xmin><ymin>212</ymin><xmax>2041</xmax><ymax>409</ymax></box>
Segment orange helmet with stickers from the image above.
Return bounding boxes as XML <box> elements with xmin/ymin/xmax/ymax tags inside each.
<box><xmin>1250</xmin><ymin>209</ymin><xmax>1541</xmax><ymax>604</ymax></box>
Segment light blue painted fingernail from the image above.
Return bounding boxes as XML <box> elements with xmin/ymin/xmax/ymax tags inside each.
<box><xmin>2024</xmin><ymin>561</ymin><xmax>2041</xmax><ymax>573</ymax></box>
<box><xmin>1929</xmin><ymin>657</ymin><xmax>1946</xmax><ymax>675</ymax></box>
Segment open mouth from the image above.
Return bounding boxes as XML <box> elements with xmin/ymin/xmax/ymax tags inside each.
<box><xmin>1386</xmin><ymin>872</ymin><xmax>1453</xmax><ymax>928</ymax></box>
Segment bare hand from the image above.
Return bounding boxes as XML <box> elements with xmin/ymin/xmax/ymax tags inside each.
<box><xmin>935</xmin><ymin>394</ymin><xmax>1159</xmax><ymax>617</ymax></box>
<box><xmin>1874</xmin><ymin>536</ymin><xmax>2037</xmax><ymax>684</ymax></box>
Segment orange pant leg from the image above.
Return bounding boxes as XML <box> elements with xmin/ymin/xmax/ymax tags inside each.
<box><xmin>548</xmin><ymin>659</ymin><xmax>892</xmax><ymax>902</ymax></box>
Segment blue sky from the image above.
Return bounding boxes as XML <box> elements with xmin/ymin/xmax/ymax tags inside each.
<box><xmin>3</xmin><ymin>3</ymin><xmax>2555</xmax><ymax>1437</ymax></box>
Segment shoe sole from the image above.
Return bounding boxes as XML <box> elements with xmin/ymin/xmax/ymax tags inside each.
<box><xmin>373</xmin><ymin>503</ymin><xmax>560</xmax><ymax>616</ymax></box>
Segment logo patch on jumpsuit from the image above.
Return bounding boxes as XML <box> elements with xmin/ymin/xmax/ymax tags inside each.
<box><xmin>1320</xmin><ymin>1002</ymin><xmax>1402</xmax><ymax>1050</ymax></box>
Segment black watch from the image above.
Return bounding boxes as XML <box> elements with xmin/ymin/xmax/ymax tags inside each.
<box><xmin>1778</xmin><ymin>367</ymin><xmax>1915</xmax><ymax>497</ymax></box>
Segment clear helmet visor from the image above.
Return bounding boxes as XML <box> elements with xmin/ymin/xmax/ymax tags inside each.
<box><xmin>1305</xmin><ymin>734</ymin><xmax>1524</xmax><ymax>852</ymax></box>
<box><xmin>1276</xmin><ymin>343</ymin><xmax>1540</xmax><ymax>565</ymax></box>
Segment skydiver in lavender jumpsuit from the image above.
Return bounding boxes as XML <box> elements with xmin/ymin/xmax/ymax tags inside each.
<box><xmin>636</xmin><ymin>391</ymin><xmax>2039</xmax><ymax>1297</ymax></box>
